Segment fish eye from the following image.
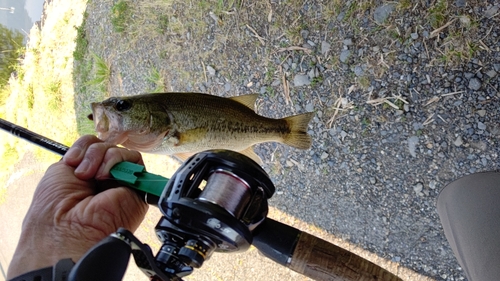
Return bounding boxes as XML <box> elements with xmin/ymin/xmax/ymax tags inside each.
<box><xmin>115</xmin><ymin>100</ymin><xmax>132</xmax><ymax>111</ymax></box>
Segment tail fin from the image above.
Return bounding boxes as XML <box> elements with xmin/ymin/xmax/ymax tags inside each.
<box><xmin>283</xmin><ymin>112</ymin><xmax>314</xmax><ymax>149</ymax></box>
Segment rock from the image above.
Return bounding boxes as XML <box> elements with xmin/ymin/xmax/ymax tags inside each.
<box><xmin>300</xmin><ymin>29</ymin><xmax>309</xmax><ymax>39</ymax></box>
<box><xmin>308</xmin><ymin>67</ymin><xmax>318</xmax><ymax>79</ymax></box>
<box><xmin>468</xmin><ymin>78</ymin><xmax>482</xmax><ymax>90</ymax></box>
<box><xmin>485</xmin><ymin>5</ymin><xmax>499</xmax><ymax>18</ymax></box>
<box><xmin>343</xmin><ymin>38</ymin><xmax>353</xmax><ymax>46</ymax></box>
<box><xmin>411</xmin><ymin>33</ymin><xmax>419</xmax><ymax>40</ymax></box>
<box><xmin>471</xmin><ymin>141</ymin><xmax>487</xmax><ymax>151</ymax></box>
<box><xmin>354</xmin><ymin>65</ymin><xmax>364</xmax><ymax>76</ymax></box>
<box><xmin>455</xmin><ymin>0</ymin><xmax>466</xmax><ymax>7</ymax></box>
<box><xmin>320</xmin><ymin>152</ymin><xmax>329</xmax><ymax>160</ymax></box>
<box><xmin>429</xmin><ymin>181</ymin><xmax>437</xmax><ymax>190</ymax></box>
<box><xmin>293</xmin><ymin>75</ymin><xmax>311</xmax><ymax>87</ymax></box>
<box><xmin>454</xmin><ymin>136</ymin><xmax>463</xmax><ymax>147</ymax></box>
<box><xmin>321</xmin><ymin>41</ymin><xmax>331</xmax><ymax>55</ymax></box>
<box><xmin>340</xmin><ymin>50</ymin><xmax>351</xmax><ymax>63</ymax></box>
<box><xmin>408</xmin><ymin>136</ymin><xmax>419</xmax><ymax>157</ymax></box>
<box><xmin>305</xmin><ymin>103</ymin><xmax>314</xmax><ymax>112</ymax></box>
<box><xmin>374</xmin><ymin>3</ymin><xmax>396</xmax><ymax>24</ymax></box>
<box><xmin>486</xmin><ymin>70</ymin><xmax>497</xmax><ymax>78</ymax></box>
<box><xmin>413</xmin><ymin>182</ymin><xmax>423</xmax><ymax>195</ymax></box>
<box><xmin>478</xmin><ymin>122</ymin><xmax>486</xmax><ymax>130</ymax></box>
<box><xmin>477</xmin><ymin>109</ymin><xmax>486</xmax><ymax>117</ymax></box>
<box><xmin>206</xmin><ymin>65</ymin><xmax>216</xmax><ymax>76</ymax></box>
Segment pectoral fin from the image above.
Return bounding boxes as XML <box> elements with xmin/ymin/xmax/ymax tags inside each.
<box><xmin>239</xmin><ymin>146</ymin><xmax>263</xmax><ymax>165</ymax></box>
<box><xmin>172</xmin><ymin>152</ymin><xmax>195</xmax><ymax>162</ymax></box>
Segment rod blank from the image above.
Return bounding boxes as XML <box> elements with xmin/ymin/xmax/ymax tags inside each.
<box><xmin>0</xmin><ymin>118</ymin><xmax>69</xmax><ymax>156</ymax></box>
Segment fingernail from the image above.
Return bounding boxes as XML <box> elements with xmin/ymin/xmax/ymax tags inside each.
<box><xmin>64</xmin><ymin>146</ymin><xmax>82</xmax><ymax>161</ymax></box>
<box><xmin>75</xmin><ymin>159</ymin><xmax>90</xmax><ymax>175</ymax></box>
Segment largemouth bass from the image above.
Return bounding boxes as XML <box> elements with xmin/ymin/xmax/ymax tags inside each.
<box><xmin>88</xmin><ymin>93</ymin><xmax>313</xmax><ymax>164</ymax></box>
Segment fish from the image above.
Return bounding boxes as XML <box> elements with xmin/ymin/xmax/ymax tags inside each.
<box><xmin>88</xmin><ymin>92</ymin><xmax>313</xmax><ymax>164</ymax></box>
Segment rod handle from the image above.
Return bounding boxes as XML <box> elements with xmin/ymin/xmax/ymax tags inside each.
<box><xmin>289</xmin><ymin>232</ymin><xmax>402</xmax><ymax>281</ymax></box>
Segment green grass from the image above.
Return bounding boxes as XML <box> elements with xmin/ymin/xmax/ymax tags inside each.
<box><xmin>111</xmin><ymin>0</ymin><xmax>131</xmax><ymax>33</ymax></box>
<box><xmin>86</xmin><ymin>52</ymin><xmax>111</xmax><ymax>93</ymax></box>
<box><xmin>428</xmin><ymin>0</ymin><xmax>448</xmax><ymax>29</ymax></box>
<box><xmin>146</xmin><ymin>67</ymin><xmax>166</xmax><ymax>93</ymax></box>
<box><xmin>73</xmin><ymin>12</ymin><xmax>88</xmax><ymax>61</ymax></box>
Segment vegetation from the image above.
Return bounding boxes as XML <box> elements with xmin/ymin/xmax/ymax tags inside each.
<box><xmin>111</xmin><ymin>0</ymin><xmax>131</xmax><ymax>32</ymax></box>
<box><xmin>0</xmin><ymin>0</ymin><xmax>87</xmax><ymax>190</ymax></box>
<box><xmin>0</xmin><ymin>24</ymin><xmax>24</xmax><ymax>88</ymax></box>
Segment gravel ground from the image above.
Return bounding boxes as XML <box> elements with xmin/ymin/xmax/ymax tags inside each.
<box><xmin>71</xmin><ymin>0</ymin><xmax>500</xmax><ymax>280</ymax></box>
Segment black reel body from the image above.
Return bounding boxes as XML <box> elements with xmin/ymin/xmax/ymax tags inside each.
<box><xmin>147</xmin><ymin>150</ymin><xmax>275</xmax><ymax>279</ymax></box>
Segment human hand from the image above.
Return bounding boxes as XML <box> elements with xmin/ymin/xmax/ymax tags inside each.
<box><xmin>7</xmin><ymin>135</ymin><xmax>148</xmax><ymax>279</ymax></box>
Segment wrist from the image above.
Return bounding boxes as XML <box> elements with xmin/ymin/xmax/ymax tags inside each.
<box><xmin>8</xmin><ymin>258</ymin><xmax>75</xmax><ymax>281</ymax></box>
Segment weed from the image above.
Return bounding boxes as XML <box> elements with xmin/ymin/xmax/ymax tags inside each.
<box><xmin>311</xmin><ymin>76</ymin><xmax>324</xmax><ymax>86</ymax></box>
<box><xmin>358</xmin><ymin>76</ymin><xmax>371</xmax><ymax>90</ymax></box>
<box><xmin>266</xmin><ymin>86</ymin><xmax>275</xmax><ymax>98</ymax></box>
<box><xmin>45</xmin><ymin>81</ymin><xmax>63</xmax><ymax>111</ymax></box>
<box><xmin>397</xmin><ymin>0</ymin><xmax>412</xmax><ymax>10</ymax></box>
<box><xmin>428</xmin><ymin>0</ymin><xmax>448</xmax><ymax>29</ymax></box>
<box><xmin>265</xmin><ymin>65</ymin><xmax>276</xmax><ymax>82</ymax></box>
<box><xmin>158</xmin><ymin>14</ymin><xmax>169</xmax><ymax>33</ymax></box>
<box><xmin>73</xmin><ymin>12</ymin><xmax>88</xmax><ymax>61</ymax></box>
<box><xmin>394</xmin><ymin>99</ymin><xmax>404</xmax><ymax>110</ymax></box>
<box><xmin>86</xmin><ymin>52</ymin><xmax>111</xmax><ymax>93</ymax></box>
<box><xmin>146</xmin><ymin>67</ymin><xmax>166</xmax><ymax>93</ymax></box>
<box><xmin>111</xmin><ymin>0</ymin><xmax>131</xmax><ymax>33</ymax></box>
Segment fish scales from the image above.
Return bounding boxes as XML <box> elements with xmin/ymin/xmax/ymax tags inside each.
<box><xmin>89</xmin><ymin>92</ymin><xmax>313</xmax><ymax>163</ymax></box>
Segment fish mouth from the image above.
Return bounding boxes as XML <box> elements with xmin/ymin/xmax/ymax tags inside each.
<box><xmin>90</xmin><ymin>102</ymin><xmax>128</xmax><ymax>145</ymax></box>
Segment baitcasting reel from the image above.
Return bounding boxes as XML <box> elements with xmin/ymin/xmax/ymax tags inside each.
<box><xmin>147</xmin><ymin>149</ymin><xmax>275</xmax><ymax>279</ymax></box>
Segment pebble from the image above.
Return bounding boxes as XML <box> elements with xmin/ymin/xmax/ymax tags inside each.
<box><xmin>321</xmin><ymin>41</ymin><xmax>331</xmax><ymax>55</ymax></box>
<box><xmin>408</xmin><ymin>136</ymin><xmax>419</xmax><ymax>157</ymax></box>
<box><xmin>354</xmin><ymin>65</ymin><xmax>364</xmax><ymax>76</ymax></box>
<box><xmin>486</xmin><ymin>70</ymin><xmax>497</xmax><ymax>78</ymax></box>
<box><xmin>468</xmin><ymin>78</ymin><xmax>482</xmax><ymax>90</ymax></box>
<box><xmin>455</xmin><ymin>0</ymin><xmax>466</xmax><ymax>7</ymax></box>
<box><xmin>374</xmin><ymin>3</ymin><xmax>396</xmax><ymax>24</ymax></box>
<box><xmin>343</xmin><ymin>38</ymin><xmax>353</xmax><ymax>46</ymax></box>
<box><xmin>340</xmin><ymin>50</ymin><xmax>351</xmax><ymax>63</ymax></box>
<box><xmin>454</xmin><ymin>136</ymin><xmax>463</xmax><ymax>147</ymax></box>
<box><xmin>429</xmin><ymin>181</ymin><xmax>437</xmax><ymax>190</ymax></box>
<box><xmin>477</xmin><ymin>109</ymin><xmax>486</xmax><ymax>117</ymax></box>
<box><xmin>293</xmin><ymin>74</ymin><xmax>311</xmax><ymax>87</ymax></box>
<box><xmin>478</xmin><ymin>122</ymin><xmax>486</xmax><ymax>130</ymax></box>
<box><xmin>485</xmin><ymin>5</ymin><xmax>499</xmax><ymax>18</ymax></box>
<box><xmin>413</xmin><ymin>182</ymin><xmax>423</xmax><ymax>195</ymax></box>
<box><xmin>411</xmin><ymin>33</ymin><xmax>419</xmax><ymax>40</ymax></box>
<box><xmin>206</xmin><ymin>65</ymin><xmax>216</xmax><ymax>76</ymax></box>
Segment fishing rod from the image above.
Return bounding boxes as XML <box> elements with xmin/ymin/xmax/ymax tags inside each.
<box><xmin>0</xmin><ymin>117</ymin><xmax>402</xmax><ymax>281</ymax></box>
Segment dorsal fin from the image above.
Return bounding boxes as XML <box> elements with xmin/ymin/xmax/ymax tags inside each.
<box><xmin>228</xmin><ymin>94</ymin><xmax>259</xmax><ymax>110</ymax></box>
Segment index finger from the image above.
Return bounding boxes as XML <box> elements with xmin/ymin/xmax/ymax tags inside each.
<box><xmin>75</xmin><ymin>143</ymin><xmax>142</xmax><ymax>181</ymax></box>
